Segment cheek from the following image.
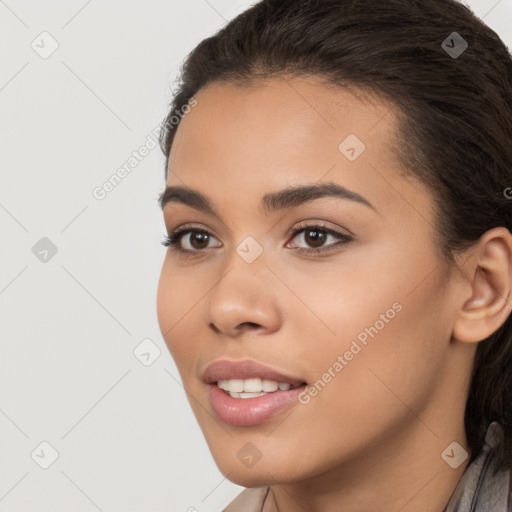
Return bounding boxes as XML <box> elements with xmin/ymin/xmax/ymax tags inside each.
<box><xmin>156</xmin><ymin>261</ymin><xmax>175</xmax><ymax>341</ymax></box>
<box><xmin>156</xmin><ymin>259</ymin><xmax>198</xmax><ymax>363</ymax></box>
<box><xmin>270</xmin><ymin>250</ymin><xmax>408</xmax><ymax>364</ymax></box>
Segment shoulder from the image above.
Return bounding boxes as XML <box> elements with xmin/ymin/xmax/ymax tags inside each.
<box><xmin>222</xmin><ymin>486</ymin><xmax>271</xmax><ymax>512</ymax></box>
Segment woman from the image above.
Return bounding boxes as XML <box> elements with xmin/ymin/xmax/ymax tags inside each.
<box><xmin>156</xmin><ymin>0</ymin><xmax>512</xmax><ymax>510</ymax></box>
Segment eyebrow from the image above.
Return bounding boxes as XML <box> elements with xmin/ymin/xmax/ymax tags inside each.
<box><xmin>158</xmin><ymin>181</ymin><xmax>377</xmax><ymax>216</ymax></box>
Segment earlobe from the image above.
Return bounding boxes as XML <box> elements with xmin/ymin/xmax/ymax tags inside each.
<box><xmin>452</xmin><ymin>227</ymin><xmax>512</xmax><ymax>344</ymax></box>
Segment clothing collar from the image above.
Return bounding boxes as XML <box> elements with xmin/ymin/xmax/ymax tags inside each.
<box><xmin>444</xmin><ymin>421</ymin><xmax>510</xmax><ymax>512</ymax></box>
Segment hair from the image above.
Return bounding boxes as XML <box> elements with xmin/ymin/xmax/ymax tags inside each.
<box><xmin>159</xmin><ymin>0</ymin><xmax>512</xmax><ymax>473</ymax></box>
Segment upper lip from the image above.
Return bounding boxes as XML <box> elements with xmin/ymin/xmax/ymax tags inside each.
<box><xmin>202</xmin><ymin>359</ymin><xmax>306</xmax><ymax>387</ymax></box>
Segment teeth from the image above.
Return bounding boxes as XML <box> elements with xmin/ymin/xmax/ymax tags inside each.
<box><xmin>244</xmin><ymin>378</ymin><xmax>263</xmax><ymax>392</ymax></box>
<box><xmin>262</xmin><ymin>380</ymin><xmax>279</xmax><ymax>392</ymax></box>
<box><xmin>229</xmin><ymin>391</ymin><xmax>267</xmax><ymax>399</ymax></box>
<box><xmin>220</xmin><ymin>379</ymin><xmax>244</xmax><ymax>392</ymax></box>
<box><xmin>217</xmin><ymin>378</ymin><xmax>299</xmax><ymax>394</ymax></box>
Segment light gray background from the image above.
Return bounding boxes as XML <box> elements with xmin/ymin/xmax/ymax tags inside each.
<box><xmin>1</xmin><ymin>1</ymin><xmax>511</xmax><ymax>511</ymax></box>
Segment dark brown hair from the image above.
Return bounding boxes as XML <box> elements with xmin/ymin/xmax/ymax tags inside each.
<box><xmin>159</xmin><ymin>0</ymin><xmax>512</xmax><ymax>473</ymax></box>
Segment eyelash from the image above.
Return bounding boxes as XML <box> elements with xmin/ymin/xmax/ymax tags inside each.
<box><xmin>161</xmin><ymin>222</ymin><xmax>353</xmax><ymax>256</ymax></box>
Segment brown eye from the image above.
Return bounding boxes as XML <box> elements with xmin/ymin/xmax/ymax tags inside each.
<box><xmin>162</xmin><ymin>227</ymin><xmax>222</xmax><ymax>253</ymax></box>
<box><xmin>287</xmin><ymin>224</ymin><xmax>353</xmax><ymax>254</ymax></box>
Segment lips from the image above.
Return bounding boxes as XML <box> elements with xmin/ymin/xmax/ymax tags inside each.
<box><xmin>202</xmin><ymin>359</ymin><xmax>307</xmax><ymax>387</ymax></box>
<box><xmin>201</xmin><ymin>359</ymin><xmax>308</xmax><ymax>426</ymax></box>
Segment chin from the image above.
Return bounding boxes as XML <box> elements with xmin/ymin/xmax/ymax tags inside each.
<box><xmin>225</xmin><ymin>470</ymin><xmax>275</xmax><ymax>488</ymax></box>
<box><xmin>210</xmin><ymin>449</ymin><xmax>305</xmax><ymax>488</ymax></box>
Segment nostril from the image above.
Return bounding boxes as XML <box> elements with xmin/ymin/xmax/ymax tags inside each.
<box><xmin>234</xmin><ymin>322</ymin><xmax>261</xmax><ymax>332</ymax></box>
<box><xmin>209</xmin><ymin>323</ymin><xmax>221</xmax><ymax>334</ymax></box>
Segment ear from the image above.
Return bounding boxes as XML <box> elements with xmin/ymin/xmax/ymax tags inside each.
<box><xmin>452</xmin><ymin>227</ymin><xmax>512</xmax><ymax>343</ymax></box>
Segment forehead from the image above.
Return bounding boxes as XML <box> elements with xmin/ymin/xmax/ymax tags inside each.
<box><xmin>166</xmin><ymin>76</ymin><xmax>432</xmax><ymax>224</ymax></box>
<box><xmin>169</xmin><ymin>76</ymin><xmax>397</xmax><ymax>166</ymax></box>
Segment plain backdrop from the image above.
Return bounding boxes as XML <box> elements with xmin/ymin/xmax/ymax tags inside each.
<box><xmin>1</xmin><ymin>1</ymin><xmax>511</xmax><ymax>511</ymax></box>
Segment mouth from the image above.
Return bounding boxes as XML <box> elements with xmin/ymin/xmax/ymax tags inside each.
<box><xmin>207</xmin><ymin>380</ymin><xmax>308</xmax><ymax>426</ymax></box>
<box><xmin>208</xmin><ymin>381</ymin><xmax>308</xmax><ymax>426</ymax></box>
<box><xmin>202</xmin><ymin>359</ymin><xmax>308</xmax><ymax>425</ymax></box>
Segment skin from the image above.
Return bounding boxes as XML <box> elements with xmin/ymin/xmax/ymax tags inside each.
<box><xmin>156</xmin><ymin>75</ymin><xmax>512</xmax><ymax>512</ymax></box>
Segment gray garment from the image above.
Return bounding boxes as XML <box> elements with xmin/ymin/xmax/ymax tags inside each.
<box><xmin>222</xmin><ymin>422</ymin><xmax>511</xmax><ymax>511</ymax></box>
<box><xmin>444</xmin><ymin>422</ymin><xmax>510</xmax><ymax>512</ymax></box>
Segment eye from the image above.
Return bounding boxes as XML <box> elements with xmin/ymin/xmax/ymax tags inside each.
<box><xmin>161</xmin><ymin>225</ymin><xmax>221</xmax><ymax>253</ymax></box>
<box><xmin>286</xmin><ymin>223</ymin><xmax>353</xmax><ymax>255</ymax></box>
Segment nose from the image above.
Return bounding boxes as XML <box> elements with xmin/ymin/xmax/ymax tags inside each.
<box><xmin>204</xmin><ymin>254</ymin><xmax>282</xmax><ymax>338</ymax></box>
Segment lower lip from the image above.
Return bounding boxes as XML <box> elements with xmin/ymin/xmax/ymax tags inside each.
<box><xmin>207</xmin><ymin>383</ymin><xmax>307</xmax><ymax>426</ymax></box>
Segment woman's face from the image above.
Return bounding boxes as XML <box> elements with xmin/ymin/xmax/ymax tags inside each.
<box><xmin>157</xmin><ymin>76</ymin><xmax>475</xmax><ymax>487</ymax></box>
